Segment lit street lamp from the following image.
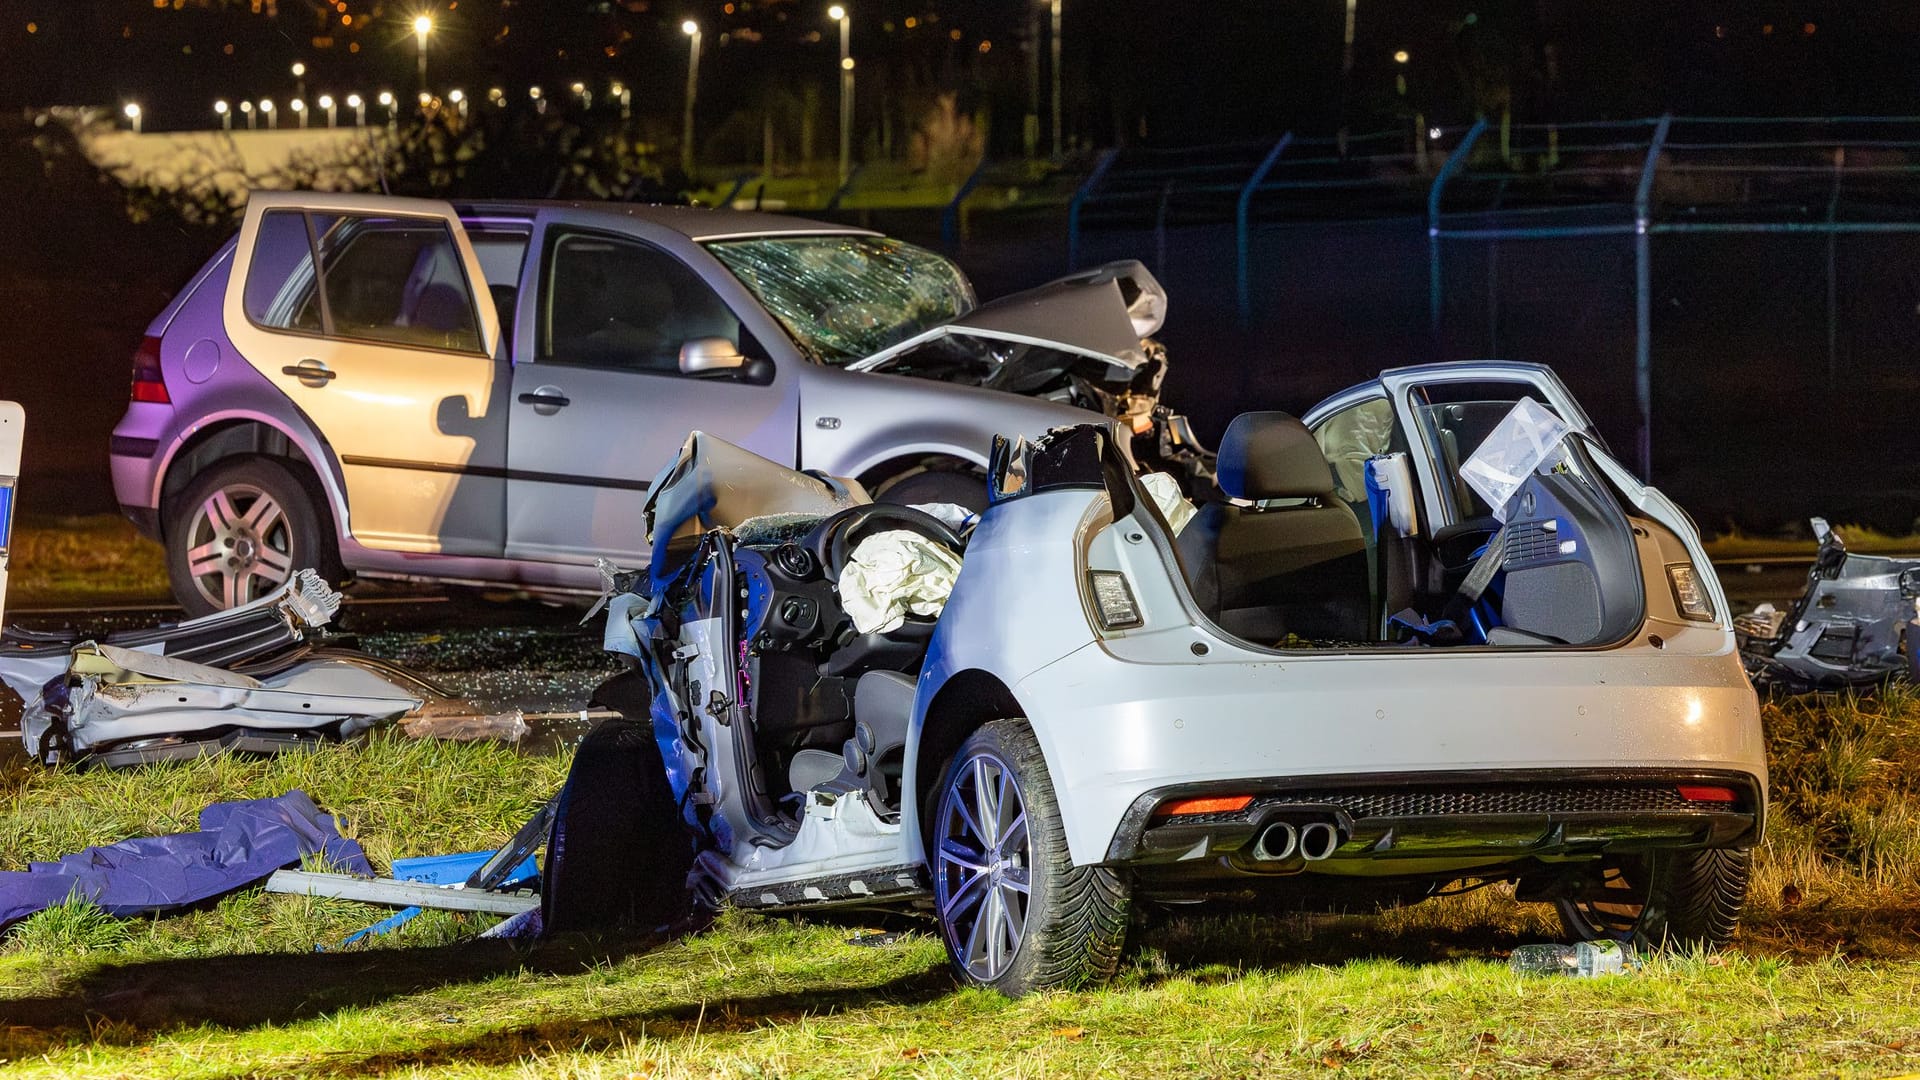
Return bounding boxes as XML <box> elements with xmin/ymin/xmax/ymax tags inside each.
<box><xmin>488</xmin><ymin>87</ymin><xmax>506</xmax><ymax>108</ymax></box>
<box><xmin>413</xmin><ymin>15</ymin><xmax>433</xmax><ymax>93</ymax></box>
<box><xmin>681</xmin><ymin>20</ymin><xmax>701</xmax><ymax>176</ymax></box>
<box><xmin>611</xmin><ymin>81</ymin><xmax>631</xmax><ymax>120</ymax></box>
<box><xmin>449</xmin><ymin>88</ymin><xmax>467</xmax><ymax>119</ymax></box>
<box><xmin>290</xmin><ymin>97</ymin><xmax>307</xmax><ymax>128</ymax></box>
<box><xmin>347</xmin><ymin>93</ymin><xmax>365</xmax><ymax>127</ymax></box>
<box><xmin>829</xmin><ymin>4</ymin><xmax>852</xmax><ymax>183</ymax></box>
<box><xmin>319</xmin><ymin>94</ymin><xmax>336</xmax><ymax>127</ymax></box>
<box><xmin>571</xmin><ymin>81</ymin><xmax>592</xmax><ymax>109</ymax></box>
<box><xmin>214</xmin><ymin>99</ymin><xmax>231</xmax><ymax>131</ymax></box>
<box><xmin>530</xmin><ymin>85</ymin><xmax>545</xmax><ymax>114</ymax></box>
<box><xmin>377</xmin><ymin>90</ymin><xmax>395</xmax><ymax>127</ymax></box>
<box><xmin>259</xmin><ymin>98</ymin><xmax>276</xmax><ymax>129</ymax></box>
<box><xmin>291</xmin><ymin>61</ymin><xmax>306</xmax><ymax>103</ymax></box>
<box><xmin>239</xmin><ymin>100</ymin><xmax>255</xmax><ymax>129</ymax></box>
<box><xmin>123</xmin><ymin>102</ymin><xmax>142</xmax><ymax>134</ymax></box>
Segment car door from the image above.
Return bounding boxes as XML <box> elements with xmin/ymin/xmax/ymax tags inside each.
<box><xmin>504</xmin><ymin>225</ymin><xmax>798</xmax><ymax>565</ymax></box>
<box><xmin>224</xmin><ymin>193</ymin><xmax>507</xmax><ymax>556</ymax></box>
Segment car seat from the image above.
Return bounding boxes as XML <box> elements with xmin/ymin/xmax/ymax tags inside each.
<box><xmin>1176</xmin><ymin>411</ymin><xmax>1371</xmax><ymax>643</ymax></box>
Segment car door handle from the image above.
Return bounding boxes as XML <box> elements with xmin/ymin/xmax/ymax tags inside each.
<box><xmin>517</xmin><ymin>387</ymin><xmax>571</xmax><ymax>414</ymax></box>
<box><xmin>282</xmin><ymin>360</ymin><xmax>336</xmax><ymax>385</ymax></box>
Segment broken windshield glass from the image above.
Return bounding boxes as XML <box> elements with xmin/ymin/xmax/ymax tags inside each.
<box><xmin>704</xmin><ymin>236</ymin><xmax>973</xmax><ymax>365</ymax></box>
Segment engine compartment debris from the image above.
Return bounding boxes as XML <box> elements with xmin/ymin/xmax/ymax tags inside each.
<box><xmin>1736</xmin><ymin>518</ymin><xmax>1920</xmax><ymax>691</ymax></box>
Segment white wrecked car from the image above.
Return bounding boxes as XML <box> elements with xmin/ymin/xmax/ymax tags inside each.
<box><xmin>578</xmin><ymin>361</ymin><xmax>1766</xmax><ymax>995</ymax></box>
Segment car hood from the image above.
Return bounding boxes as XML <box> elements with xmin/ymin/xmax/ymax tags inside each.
<box><xmin>846</xmin><ymin>259</ymin><xmax>1167</xmax><ymax>375</ymax></box>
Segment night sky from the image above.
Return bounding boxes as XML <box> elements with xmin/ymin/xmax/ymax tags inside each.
<box><xmin>5</xmin><ymin>1</ymin><xmax>1920</xmax><ymax>150</ymax></box>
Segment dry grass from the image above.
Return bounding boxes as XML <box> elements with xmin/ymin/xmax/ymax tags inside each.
<box><xmin>5</xmin><ymin>514</ymin><xmax>170</xmax><ymax>606</ymax></box>
<box><xmin>1703</xmin><ymin>520</ymin><xmax>1920</xmax><ymax>561</ymax></box>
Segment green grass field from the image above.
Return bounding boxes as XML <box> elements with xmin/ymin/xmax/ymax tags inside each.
<box><xmin>1</xmin><ymin>688</ymin><xmax>1918</xmax><ymax>1077</ymax></box>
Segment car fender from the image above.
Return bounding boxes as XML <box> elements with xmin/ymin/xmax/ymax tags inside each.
<box><xmin>796</xmin><ymin>364</ymin><xmax>1098</xmax><ymax>480</ymax></box>
<box><xmin>151</xmin><ymin>398</ymin><xmax>352</xmax><ymax>538</ymax></box>
<box><xmin>901</xmin><ymin>488</ymin><xmax>1103</xmax><ymax>866</ymax></box>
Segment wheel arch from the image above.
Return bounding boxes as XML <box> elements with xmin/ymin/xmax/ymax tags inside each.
<box><xmin>155</xmin><ymin>414</ymin><xmax>346</xmax><ymax>542</ymax></box>
<box><xmin>906</xmin><ymin>668</ymin><xmax>1028</xmax><ymax>863</ymax></box>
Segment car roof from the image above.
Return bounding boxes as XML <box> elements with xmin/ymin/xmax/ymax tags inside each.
<box><xmin>450</xmin><ymin>199</ymin><xmax>879</xmax><ymax>243</ymax></box>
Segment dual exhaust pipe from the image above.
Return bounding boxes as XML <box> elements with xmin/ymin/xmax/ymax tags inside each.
<box><xmin>1251</xmin><ymin>819</ymin><xmax>1343</xmax><ymax>863</ymax></box>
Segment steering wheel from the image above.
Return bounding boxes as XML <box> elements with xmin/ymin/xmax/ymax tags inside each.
<box><xmin>805</xmin><ymin>504</ymin><xmax>965</xmax><ymax>582</ymax></box>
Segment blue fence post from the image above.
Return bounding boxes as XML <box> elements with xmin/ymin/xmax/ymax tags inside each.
<box><xmin>1633</xmin><ymin>114</ymin><xmax>1672</xmax><ymax>481</ymax></box>
<box><xmin>1066</xmin><ymin>148</ymin><xmax>1119</xmax><ymax>271</ymax></box>
<box><xmin>941</xmin><ymin>157</ymin><xmax>994</xmax><ymax>251</ymax></box>
<box><xmin>1428</xmin><ymin>118</ymin><xmax>1489</xmax><ymax>348</ymax></box>
<box><xmin>1235</xmin><ymin>133</ymin><xmax>1293</xmax><ymax>325</ymax></box>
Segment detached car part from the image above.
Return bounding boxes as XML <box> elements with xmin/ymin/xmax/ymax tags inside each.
<box><xmin>1736</xmin><ymin>517</ymin><xmax>1920</xmax><ymax>690</ymax></box>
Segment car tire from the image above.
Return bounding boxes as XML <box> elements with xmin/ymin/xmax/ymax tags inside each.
<box><xmin>930</xmin><ymin>719</ymin><xmax>1131</xmax><ymax>995</ymax></box>
<box><xmin>164</xmin><ymin>456</ymin><xmax>339</xmax><ymax>617</ymax></box>
<box><xmin>1556</xmin><ymin>847</ymin><xmax>1750</xmax><ymax>950</ymax></box>
<box><xmin>876</xmin><ymin>465</ymin><xmax>988</xmax><ymax>515</ymax></box>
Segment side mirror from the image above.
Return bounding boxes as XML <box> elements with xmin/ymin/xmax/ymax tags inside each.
<box><xmin>678</xmin><ymin>337</ymin><xmax>746</xmax><ymax>377</ymax></box>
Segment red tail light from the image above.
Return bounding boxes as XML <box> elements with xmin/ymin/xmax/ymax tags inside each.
<box><xmin>1154</xmin><ymin>795</ymin><xmax>1254</xmax><ymax>817</ymax></box>
<box><xmin>1677</xmin><ymin>785</ymin><xmax>1738</xmax><ymax>803</ymax></box>
<box><xmin>131</xmin><ymin>335</ymin><xmax>171</xmax><ymax>404</ymax></box>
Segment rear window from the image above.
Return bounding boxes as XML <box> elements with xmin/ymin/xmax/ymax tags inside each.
<box><xmin>243</xmin><ymin>209</ymin><xmax>485</xmax><ymax>355</ymax></box>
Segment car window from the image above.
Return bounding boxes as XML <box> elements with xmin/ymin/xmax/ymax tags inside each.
<box><xmin>242</xmin><ymin>209</ymin><xmax>485</xmax><ymax>354</ymax></box>
<box><xmin>468</xmin><ymin>231</ymin><xmax>529</xmax><ymax>287</ymax></box>
<box><xmin>704</xmin><ymin>235</ymin><xmax>972</xmax><ymax>365</ymax></box>
<box><xmin>540</xmin><ymin>232</ymin><xmax>748</xmax><ymax>375</ymax></box>
<box><xmin>1407</xmin><ymin>383</ymin><xmax>1570</xmax><ymax>522</ymax></box>
<box><xmin>1312</xmin><ymin>396</ymin><xmax>1396</xmax><ymax>508</ymax></box>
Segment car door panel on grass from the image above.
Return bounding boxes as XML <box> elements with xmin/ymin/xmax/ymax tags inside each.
<box><xmin>505</xmin><ymin>228</ymin><xmax>798</xmax><ymax>565</ymax></box>
<box><xmin>223</xmin><ymin>193</ymin><xmax>507</xmax><ymax>557</ymax></box>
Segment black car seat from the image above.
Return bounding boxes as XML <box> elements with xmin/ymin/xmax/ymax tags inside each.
<box><xmin>1176</xmin><ymin>411</ymin><xmax>1371</xmax><ymax>643</ymax></box>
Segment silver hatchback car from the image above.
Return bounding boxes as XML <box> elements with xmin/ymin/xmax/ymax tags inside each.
<box><xmin>112</xmin><ymin>193</ymin><xmax>1196</xmax><ymax>613</ymax></box>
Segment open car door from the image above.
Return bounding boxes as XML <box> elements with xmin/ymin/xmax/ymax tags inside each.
<box><xmin>223</xmin><ymin>193</ymin><xmax>507</xmax><ymax>556</ymax></box>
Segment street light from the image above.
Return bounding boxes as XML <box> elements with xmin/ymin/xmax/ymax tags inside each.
<box><xmin>289</xmin><ymin>97</ymin><xmax>306</xmax><ymax>128</ymax></box>
<box><xmin>123</xmin><ymin>102</ymin><xmax>142</xmax><ymax>134</ymax></box>
<box><xmin>347</xmin><ymin>93</ymin><xmax>365</xmax><ymax>127</ymax></box>
<box><xmin>417</xmin><ymin>90</ymin><xmax>432</xmax><ymax>111</ymax></box>
<box><xmin>1048</xmin><ymin>0</ymin><xmax>1062</xmax><ymax>158</ymax></box>
<box><xmin>681</xmin><ymin>20</ymin><xmax>701</xmax><ymax>176</ymax></box>
<box><xmin>529</xmin><ymin>85</ymin><xmax>545</xmax><ymax>114</ymax></box>
<box><xmin>291</xmin><ymin>61</ymin><xmax>306</xmax><ymax>105</ymax></box>
<box><xmin>448</xmin><ymin>88</ymin><xmax>466</xmax><ymax>119</ymax></box>
<box><xmin>239</xmin><ymin>99</ymin><xmax>255</xmax><ymax>129</ymax></box>
<box><xmin>611</xmin><ymin>81</ymin><xmax>631</xmax><ymax>120</ymax></box>
<box><xmin>829</xmin><ymin>5</ymin><xmax>851</xmax><ymax>183</ymax></box>
<box><xmin>319</xmin><ymin>94</ymin><xmax>336</xmax><ymax>127</ymax></box>
<box><xmin>259</xmin><ymin>98</ymin><xmax>276</xmax><ymax>129</ymax></box>
<box><xmin>571</xmin><ymin>80</ymin><xmax>591</xmax><ymax>109</ymax></box>
<box><xmin>412</xmin><ymin>15</ymin><xmax>433</xmax><ymax>93</ymax></box>
<box><xmin>214</xmin><ymin>99</ymin><xmax>231</xmax><ymax>131</ymax></box>
<box><xmin>1393</xmin><ymin>49</ymin><xmax>1410</xmax><ymax>64</ymax></box>
<box><xmin>377</xmin><ymin>90</ymin><xmax>395</xmax><ymax>126</ymax></box>
<box><xmin>488</xmin><ymin>87</ymin><xmax>506</xmax><ymax>108</ymax></box>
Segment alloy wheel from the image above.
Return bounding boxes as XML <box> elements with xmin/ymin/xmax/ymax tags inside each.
<box><xmin>183</xmin><ymin>482</ymin><xmax>295</xmax><ymax>610</ymax></box>
<box><xmin>1558</xmin><ymin>858</ymin><xmax>1655</xmax><ymax>941</ymax></box>
<box><xmin>934</xmin><ymin>749</ymin><xmax>1033</xmax><ymax>983</ymax></box>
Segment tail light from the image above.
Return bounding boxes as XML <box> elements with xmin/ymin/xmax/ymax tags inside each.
<box><xmin>1677</xmin><ymin>785</ymin><xmax>1738</xmax><ymax>803</ymax></box>
<box><xmin>131</xmin><ymin>336</ymin><xmax>171</xmax><ymax>404</ymax></box>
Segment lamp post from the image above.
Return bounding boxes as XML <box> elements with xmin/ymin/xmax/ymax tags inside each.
<box><xmin>240</xmin><ymin>100</ymin><xmax>255</xmax><ymax>129</ymax></box>
<box><xmin>214</xmin><ymin>99</ymin><xmax>231</xmax><ymax>131</ymax></box>
<box><xmin>530</xmin><ymin>85</ymin><xmax>545</xmax><ymax>114</ymax></box>
<box><xmin>260</xmin><ymin>98</ymin><xmax>276</xmax><ymax>129</ymax></box>
<box><xmin>571</xmin><ymin>81</ymin><xmax>591</xmax><ymax>109</ymax></box>
<box><xmin>123</xmin><ymin>102</ymin><xmax>142</xmax><ymax>134</ymax></box>
<box><xmin>1049</xmin><ymin>0</ymin><xmax>1062</xmax><ymax>157</ymax></box>
<box><xmin>449</xmin><ymin>88</ymin><xmax>466</xmax><ymax>119</ymax></box>
<box><xmin>829</xmin><ymin>4</ymin><xmax>851</xmax><ymax>183</ymax></box>
<box><xmin>290</xmin><ymin>97</ymin><xmax>307</xmax><ymax>128</ymax></box>
<box><xmin>611</xmin><ymin>81</ymin><xmax>631</xmax><ymax>120</ymax></box>
<box><xmin>412</xmin><ymin>15</ymin><xmax>433</xmax><ymax>94</ymax></box>
<box><xmin>319</xmin><ymin>94</ymin><xmax>336</xmax><ymax>127</ymax></box>
<box><xmin>290</xmin><ymin>61</ymin><xmax>306</xmax><ymax>104</ymax></box>
<box><xmin>681</xmin><ymin>20</ymin><xmax>701</xmax><ymax>177</ymax></box>
<box><xmin>377</xmin><ymin>90</ymin><xmax>394</xmax><ymax>127</ymax></box>
<box><xmin>347</xmin><ymin>93</ymin><xmax>365</xmax><ymax>127</ymax></box>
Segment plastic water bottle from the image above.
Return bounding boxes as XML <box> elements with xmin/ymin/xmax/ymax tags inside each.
<box><xmin>1508</xmin><ymin>940</ymin><xmax>1628</xmax><ymax>977</ymax></box>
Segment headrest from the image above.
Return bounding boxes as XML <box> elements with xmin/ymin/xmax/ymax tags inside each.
<box><xmin>1216</xmin><ymin>411</ymin><xmax>1335</xmax><ymax>500</ymax></box>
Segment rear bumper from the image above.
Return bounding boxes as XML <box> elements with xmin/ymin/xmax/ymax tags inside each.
<box><xmin>1108</xmin><ymin>767</ymin><xmax>1762</xmax><ymax>877</ymax></box>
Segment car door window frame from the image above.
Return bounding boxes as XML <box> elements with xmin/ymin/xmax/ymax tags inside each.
<box><xmin>241</xmin><ymin>207</ymin><xmax>493</xmax><ymax>359</ymax></box>
<box><xmin>533</xmin><ymin>225</ymin><xmax>770</xmax><ymax>381</ymax></box>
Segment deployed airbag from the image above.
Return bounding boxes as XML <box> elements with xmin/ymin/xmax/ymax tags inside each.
<box><xmin>838</xmin><ymin>529</ymin><xmax>964</xmax><ymax>634</ymax></box>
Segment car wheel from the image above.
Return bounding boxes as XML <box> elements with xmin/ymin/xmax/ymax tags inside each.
<box><xmin>1555</xmin><ymin>847</ymin><xmax>1750</xmax><ymax>950</ymax></box>
<box><xmin>931</xmin><ymin>720</ymin><xmax>1131</xmax><ymax>995</ymax></box>
<box><xmin>164</xmin><ymin>457</ymin><xmax>337</xmax><ymax>616</ymax></box>
<box><xmin>876</xmin><ymin>465</ymin><xmax>988</xmax><ymax>514</ymax></box>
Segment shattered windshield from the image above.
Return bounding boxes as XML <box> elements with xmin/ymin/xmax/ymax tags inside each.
<box><xmin>704</xmin><ymin>236</ymin><xmax>974</xmax><ymax>365</ymax></box>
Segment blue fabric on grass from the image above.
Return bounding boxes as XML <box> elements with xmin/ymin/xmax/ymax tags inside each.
<box><xmin>0</xmin><ymin>790</ymin><xmax>370</xmax><ymax>929</ymax></box>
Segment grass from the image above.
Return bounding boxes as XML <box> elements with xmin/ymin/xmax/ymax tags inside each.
<box><xmin>0</xmin><ymin>691</ymin><xmax>1917</xmax><ymax>1076</ymax></box>
<box><xmin>5</xmin><ymin>514</ymin><xmax>170</xmax><ymax>606</ymax></box>
<box><xmin>1703</xmin><ymin>520</ymin><xmax>1920</xmax><ymax>561</ymax></box>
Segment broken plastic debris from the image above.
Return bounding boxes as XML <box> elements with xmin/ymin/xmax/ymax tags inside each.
<box><xmin>838</xmin><ymin>529</ymin><xmax>964</xmax><ymax>635</ymax></box>
<box><xmin>1459</xmin><ymin>397</ymin><xmax>1570</xmax><ymax>520</ymax></box>
<box><xmin>401</xmin><ymin>707</ymin><xmax>530</xmax><ymax>742</ymax></box>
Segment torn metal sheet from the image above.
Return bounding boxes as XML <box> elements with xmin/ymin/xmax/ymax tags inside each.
<box><xmin>264</xmin><ymin>869</ymin><xmax>540</xmax><ymax>915</ymax></box>
<box><xmin>1736</xmin><ymin>518</ymin><xmax>1920</xmax><ymax>690</ymax></box>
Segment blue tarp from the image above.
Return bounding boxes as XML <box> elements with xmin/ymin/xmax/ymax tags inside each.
<box><xmin>0</xmin><ymin>791</ymin><xmax>370</xmax><ymax>929</ymax></box>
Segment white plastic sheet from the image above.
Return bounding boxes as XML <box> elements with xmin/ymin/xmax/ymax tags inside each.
<box><xmin>839</xmin><ymin>529</ymin><xmax>965</xmax><ymax>635</ymax></box>
<box><xmin>1459</xmin><ymin>397</ymin><xmax>1570</xmax><ymax>520</ymax></box>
